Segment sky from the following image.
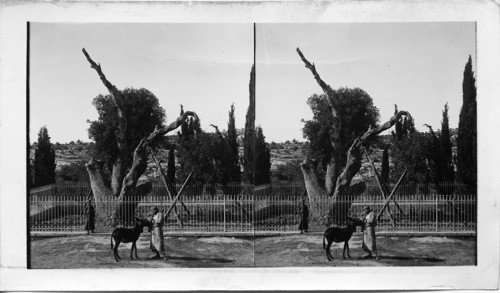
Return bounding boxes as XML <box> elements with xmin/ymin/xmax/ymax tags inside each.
<box><xmin>30</xmin><ymin>22</ymin><xmax>475</xmax><ymax>144</ymax></box>
<box><xmin>256</xmin><ymin>22</ymin><xmax>476</xmax><ymax>142</ymax></box>
<box><xmin>30</xmin><ymin>23</ymin><xmax>253</xmax><ymax>143</ymax></box>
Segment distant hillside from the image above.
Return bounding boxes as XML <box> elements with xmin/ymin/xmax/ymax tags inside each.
<box><xmin>269</xmin><ymin>140</ymin><xmax>308</xmax><ymax>170</ymax></box>
<box><xmin>27</xmin><ymin>139</ymin><xmax>390</xmax><ymax>183</ymax></box>
<box><xmin>268</xmin><ymin>140</ymin><xmax>386</xmax><ymax>181</ymax></box>
<box><xmin>29</xmin><ymin>141</ymin><xmax>93</xmax><ymax>171</ymax></box>
<box><xmin>268</xmin><ymin>128</ymin><xmax>458</xmax><ymax>182</ymax></box>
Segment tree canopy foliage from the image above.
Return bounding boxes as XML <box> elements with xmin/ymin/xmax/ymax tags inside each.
<box><xmin>87</xmin><ymin>88</ymin><xmax>165</xmax><ymax>172</ymax></box>
<box><xmin>390</xmin><ymin>103</ymin><xmax>455</xmax><ymax>188</ymax></box>
<box><xmin>390</xmin><ymin>132</ymin><xmax>433</xmax><ymax>184</ymax></box>
<box><xmin>302</xmin><ymin>88</ymin><xmax>380</xmax><ymax>170</ymax></box>
<box><xmin>272</xmin><ymin>159</ymin><xmax>304</xmax><ymax>183</ymax></box>
<box><xmin>57</xmin><ymin>160</ymin><xmax>90</xmax><ymax>183</ymax></box>
<box><xmin>176</xmin><ymin>130</ymin><xmax>220</xmax><ymax>186</ymax></box>
<box><xmin>176</xmin><ymin>104</ymin><xmax>242</xmax><ymax>189</ymax></box>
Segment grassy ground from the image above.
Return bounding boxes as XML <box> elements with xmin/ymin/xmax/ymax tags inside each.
<box><xmin>30</xmin><ymin>233</ymin><xmax>476</xmax><ymax>269</ymax></box>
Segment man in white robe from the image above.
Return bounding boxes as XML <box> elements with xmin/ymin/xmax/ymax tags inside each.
<box><xmin>362</xmin><ymin>206</ymin><xmax>379</xmax><ymax>259</ymax></box>
<box><xmin>149</xmin><ymin>207</ymin><xmax>167</xmax><ymax>260</ymax></box>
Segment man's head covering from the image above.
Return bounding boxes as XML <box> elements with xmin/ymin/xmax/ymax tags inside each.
<box><xmin>364</xmin><ymin>206</ymin><xmax>371</xmax><ymax>212</ymax></box>
<box><xmin>152</xmin><ymin>206</ymin><xmax>159</xmax><ymax>213</ymax></box>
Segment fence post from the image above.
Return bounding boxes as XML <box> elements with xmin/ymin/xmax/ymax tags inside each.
<box><xmin>452</xmin><ymin>196</ymin><xmax>455</xmax><ymax>231</ymax></box>
<box><xmin>418</xmin><ymin>194</ymin><xmax>421</xmax><ymax>232</ymax></box>
<box><xmin>223</xmin><ymin>194</ymin><xmax>226</xmax><ymax>232</ymax></box>
<box><xmin>240</xmin><ymin>194</ymin><xmax>243</xmax><ymax>232</ymax></box>
<box><xmin>435</xmin><ymin>194</ymin><xmax>438</xmax><ymax>232</ymax></box>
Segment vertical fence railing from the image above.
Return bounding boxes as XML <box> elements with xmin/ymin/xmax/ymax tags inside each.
<box><xmin>29</xmin><ymin>182</ymin><xmax>476</xmax><ymax>234</ymax></box>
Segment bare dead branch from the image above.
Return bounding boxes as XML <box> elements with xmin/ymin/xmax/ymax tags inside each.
<box><xmin>296</xmin><ymin>48</ymin><xmax>337</xmax><ymax>107</ymax></box>
<box><xmin>82</xmin><ymin>48</ymin><xmax>127</xmax><ymax>153</ymax></box>
<box><xmin>82</xmin><ymin>48</ymin><xmax>122</xmax><ymax>107</ymax></box>
<box><xmin>360</xmin><ymin>111</ymin><xmax>412</xmax><ymax>143</ymax></box>
<box><xmin>146</xmin><ymin>111</ymin><xmax>199</xmax><ymax>143</ymax></box>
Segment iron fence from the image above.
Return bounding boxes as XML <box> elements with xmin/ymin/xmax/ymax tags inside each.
<box><xmin>29</xmin><ymin>182</ymin><xmax>476</xmax><ymax>235</ymax></box>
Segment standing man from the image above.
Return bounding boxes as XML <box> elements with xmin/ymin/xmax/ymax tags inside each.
<box><xmin>84</xmin><ymin>199</ymin><xmax>95</xmax><ymax>234</ymax></box>
<box><xmin>149</xmin><ymin>207</ymin><xmax>167</xmax><ymax>260</ymax></box>
<box><xmin>362</xmin><ymin>206</ymin><xmax>379</xmax><ymax>259</ymax></box>
<box><xmin>298</xmin><ymin>198</ymin><xmax>309</xmax><ymax>234</ymax></box>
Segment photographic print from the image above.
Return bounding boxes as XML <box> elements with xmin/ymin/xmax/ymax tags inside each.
<box><xmin>28</xmin><ymin>21</ymin><xmax>478</xmax><ymax>270</ymax></box>
<box><xmin>28</xmin><ymin>23</ymin><xmax>256</xmax><ymax>268</ymax></box>
<box><xmin>254</xmin><ymin>23</ymin><xmax>477</xmax><ymax>267</ymax></box>
<box><xmin>1</xmin><ymin>1</ymin><xmax>499</xmax><ymax>291</ymax></box>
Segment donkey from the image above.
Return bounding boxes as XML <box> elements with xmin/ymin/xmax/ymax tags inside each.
<box><xmin>323</xmin><ymin>217</ymin><xmax>363</xmax><ymax>261</ymax></box>
<box><xmin>110</xmin><ymin>217</ymin><xmax>151</xmax><ymax>262</ymax></box>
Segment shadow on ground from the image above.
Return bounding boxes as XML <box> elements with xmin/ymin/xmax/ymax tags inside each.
<box><xmin>378</xmin><ymin>256</ymin><xmax>443</xmax><ymax>262</ymax></box>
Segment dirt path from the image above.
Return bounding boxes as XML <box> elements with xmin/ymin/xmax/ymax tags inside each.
<box><xmin>254</xmin><ymin>234</ymin><xmax>476</xmax><ymax>267</ymax></box>
<box><xmin>30</xmin><ymin>234</ymin><xmax>475</xmax><ymax>268</ymax></box>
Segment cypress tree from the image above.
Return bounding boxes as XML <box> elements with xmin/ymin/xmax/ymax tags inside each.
<box><xmin>441</xmin><ymin>102</ymin><xmax>454</xmax><ymax>183</ymax></box>
<box><xmin>226</xmin><ymin>104</ymin><xmax>241</xmax><ymax>183</ymax></box>
<box><xmin>425</xmin><ymin>124</ymin><xmax>446</xmax><ymax>187</ymax></box>
<box><xmin>457</xmin><ymin>56</ymin><xmax>477</xmax><ymax>187</ymax></box>
<box><xmin>166</xmin><ymin>145</ymin><xmax>176</xmax><ymax>185</ymax></box>
<box><xmin>381</xmin><ymin>145</ymin><xmax>389</xmax><ymax>183</ymax></box>
<box><xmin>243</xmin><ymin>65</ymin><xmax>255</xmax><ymax>183</ymax></box>
<box><xmin>34</xmin><ymin>126</ymin><xmax>56</xmax><ymax>186</ymax></box>
<box><xmin>254</xmin><ymin>126</ymin><xmax>271</xmax><ymax>185</ymax></box>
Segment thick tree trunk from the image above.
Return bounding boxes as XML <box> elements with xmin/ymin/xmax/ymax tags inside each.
<box><xmin>83</xmin><ymin>48</ymin><xmax>197</xmax><ymax>227</ymax></box>
<box><xmin>111</xmin><ymin>157</ymin><xmax>125</xmax><ymax>197</ymax></box>
<box><xmin>297</xmin><ymin>48</ymin><xmax>411</xmax><ymax>226</ymax></box>
<box><xmin>300</xmin><ymin>158</ymin><xmax>327</xmax><ymax>220</ymax></box>
<box><xmin>86</xmin><ymin>158</ymin><xmax>124</xmax><ymax>226</ymax></box>
<box><xmin>325</xmin><ymin>158</ymin><xmax>340</xmax><ymax>197</ymax></box>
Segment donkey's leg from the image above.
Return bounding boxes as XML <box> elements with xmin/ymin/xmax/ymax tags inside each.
<box><xmin>134</xmin><ymin>241</ymin><xmax>139</xmax><ymax>259</ymax></box>
<box><xmin>326</xmin><ymin>241</ymin><xmax>333</xmax><ymax>261</ymax></box>
<box><xmin>346</xmin><ymin>242</ymin><xmax>351</xmax><ymax>258</ymax></box>
<box><xmin>114</xmin><ymin>241</ymin><xmax>121</xmax><ymax>262</ymax></box>
<box><xmin>130</xmin><ymin>242</ymin><xmax>135</xmax><ymax>260</ymax></box>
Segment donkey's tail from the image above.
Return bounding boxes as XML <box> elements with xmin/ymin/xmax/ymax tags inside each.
<box><xmin>322</xmin><ymin>233</ymin><xmax>326</xmax><ymax>249</ymax></box>
<box><xmin>110</xmin><ymin>236</ymin><xmax>114</xmax><ymax>249</ymax></box>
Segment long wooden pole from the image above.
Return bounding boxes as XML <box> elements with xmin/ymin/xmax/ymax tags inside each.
<box><xmin>165</xmin><ymin>171</ymin><xmax>194</xmax><ymax>217</ymax></box>
<box><xmin>376</xmin><ymin>171</ymin><xmax>407</xmax><ymax>220</ymax></box>
<box><xmin>166</xmin><ymin>181</ymin><xmax>191</xmax><ymax>216</ymax></box>
<box><xmin>363</xmin><ymin>147</ymin><xmax>396</xmax><ymax>227</ymax></box>
<box><xmin>149</xmin><ymin>147</ymin><xmax>183</xmax><ymax>227</ymax></box>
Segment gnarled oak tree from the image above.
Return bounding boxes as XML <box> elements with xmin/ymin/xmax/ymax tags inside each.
<box><xmin>82</xmin><ymin>48</ymin><xmax>198</xmax><ymax>226</ymax></box>
<box><xmin>297</xmin><ymin>48</ymin><xmax>411</xmax><ymax>225</ymax></box>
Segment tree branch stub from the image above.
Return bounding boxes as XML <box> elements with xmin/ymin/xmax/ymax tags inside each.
<box><xmin>147</xmin><ymin>111</ymin><xmax>199</xmax><ymax>143</ymax></box>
